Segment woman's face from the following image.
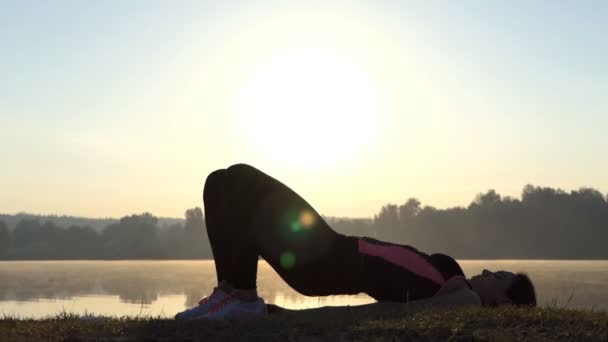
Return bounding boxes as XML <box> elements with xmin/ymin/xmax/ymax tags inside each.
<box><xmin>469</xmin><ymin>269</ymin><xmax>516</xmax><ymax>306</ymax></box>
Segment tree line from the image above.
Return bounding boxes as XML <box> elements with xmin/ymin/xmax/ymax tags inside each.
<box><xmin>0</xmin><ymin>184</ymin><xmax>607</xmax><ymax>260</ymax></box>
<box><xmin>0</xmin><ymin>208</ymin><xmax>212</xmax><ymax>260</ymax></box>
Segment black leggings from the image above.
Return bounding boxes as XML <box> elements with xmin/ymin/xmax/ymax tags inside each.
<box><xmin>203</xmin><ymin>164</ymin><xmax>363</xmax><ymax>296</ymax></box>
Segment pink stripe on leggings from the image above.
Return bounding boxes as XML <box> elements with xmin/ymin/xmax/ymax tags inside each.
<box><xmin>359</xmin><ymin>239</ymin><xmax>445</xmax><ymax>285</ymax></box>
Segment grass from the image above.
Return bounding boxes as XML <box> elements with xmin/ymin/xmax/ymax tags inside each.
<box><xmin>1</xmin><ymin>306</ymin><xmax>607</xmax><ymax>341</ymax></box>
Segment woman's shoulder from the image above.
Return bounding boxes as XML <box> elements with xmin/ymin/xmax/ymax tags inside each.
<box><xmin>433</xmin><ymin>276</ymin><xmax>481</xmax><ymax>307</ymax></box>
<box><xmin>429</xmin><ymin>253</ymin><xmax>466</xmax><ymax>280</ymax></box>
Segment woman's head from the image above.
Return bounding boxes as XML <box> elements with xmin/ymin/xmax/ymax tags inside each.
<box><xmin>468</xmin><ymin>270</ymin><xmax>536</xmax><ymax>306</ymax></box>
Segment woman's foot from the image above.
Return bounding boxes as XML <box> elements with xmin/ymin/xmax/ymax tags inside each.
<box><xmin>201</xmin><ymin>295</ymin><xmax>267</xmax><ymax>320</ymax></box>
<box><xmin>174</xmin><ymin>281</ymin><xmax>232</xmax><ymax>320</ymax></box>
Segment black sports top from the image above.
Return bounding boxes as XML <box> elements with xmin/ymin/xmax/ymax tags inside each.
<box><xmin>358</xmin><ymin>237</ymin><xmax>468</xmax><ymax>302</ymax></box>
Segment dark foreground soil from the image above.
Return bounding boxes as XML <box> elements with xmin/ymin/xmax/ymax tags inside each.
<box><xmin>1</xmin><ymin>305</ymin><xmax>607</xmax><ymax>341</ymax></box>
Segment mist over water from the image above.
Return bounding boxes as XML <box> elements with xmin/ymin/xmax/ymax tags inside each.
<box><xmin>1</xmin><ymin>260</ymin><xmax>606</xmax><ymax>318</ymax></box>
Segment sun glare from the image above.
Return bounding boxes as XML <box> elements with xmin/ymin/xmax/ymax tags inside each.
<box><xmin>235</xmin><ymin>48</ymin><xmax>384</xmax><ymax>169</ymax></box>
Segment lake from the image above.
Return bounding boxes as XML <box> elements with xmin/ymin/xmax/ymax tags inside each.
<box><xmin>1</xmin><ymin>260</ymin><xmax>607</xmax><ymax>318</ymax></box>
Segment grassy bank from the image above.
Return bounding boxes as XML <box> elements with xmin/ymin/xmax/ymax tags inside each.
<box><xmin>1</xmin><ymin>306</ymin><xmax>607</xmax><ymax>341</ymax></box>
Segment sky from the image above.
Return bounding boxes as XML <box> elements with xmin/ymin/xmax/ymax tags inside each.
<box><xmin>1</xmin><ymin>1</ymin><xmax>607</xmax><ymax>219</ymax></box>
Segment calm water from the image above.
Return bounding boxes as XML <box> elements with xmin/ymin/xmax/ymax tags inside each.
<box><xmin>0</xmin><ymin>260</ymin><xmax>606</xmax><ymax>318</ymax></box>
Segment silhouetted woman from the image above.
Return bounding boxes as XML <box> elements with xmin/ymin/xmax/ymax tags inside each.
<box><xmin>176</xmin><ymin>164</ymin><xmax>536</xmax><ymax>320</ymax></box>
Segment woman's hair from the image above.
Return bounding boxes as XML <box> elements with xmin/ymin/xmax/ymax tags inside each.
<box><xmin>506</xmin><ymin>273</ymin><xmax>536</xmax><ymax>306</ymax></box>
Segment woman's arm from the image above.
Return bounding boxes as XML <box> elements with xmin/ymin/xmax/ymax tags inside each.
<box><xmin>268</xmin><ymin>277</ymin><xmax>481</xmax><ymax>316</ymax></box>
<box><xmin>401</xmin><ymin>285</ymin><xmax>481</xmax><ymax>311</ymax></box>
<box><xmin>356</xmin><ymin>277</ymin><xmax>481</xmax><ymax>313</ymax></box>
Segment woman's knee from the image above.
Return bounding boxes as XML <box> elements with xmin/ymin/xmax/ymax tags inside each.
<box><xmin>204</xmin><ymin>164</ymin><xmax>256</xmax><ymax>193</ymax></box>
<box><xmin>203</xmin><ymin>168</ymin><xmax>228</xmax><ymax>203</ymax></box>
<box><xmin>226</xmin><ymin>163</ymin><xmax>257</xmax><ymax>177</ymax></box>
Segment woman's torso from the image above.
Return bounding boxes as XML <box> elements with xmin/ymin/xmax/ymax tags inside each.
<box><xmin>357</xmin><ymin>237</ymin><xmax>467</xmax><ymax>302</ymax></box>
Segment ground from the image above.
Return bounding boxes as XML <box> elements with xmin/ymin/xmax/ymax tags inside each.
<box><xmin>1</xmin><ymin>306</ymin><xmax>607</xmax><ymax>341</ymax></box>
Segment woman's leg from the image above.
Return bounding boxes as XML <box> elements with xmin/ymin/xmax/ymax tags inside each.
<box><xmin>204</xmin><ymin>164</ymin><xmax>363</xmax><ymax>296</ymax></box>
<box><xmin>203</xmin><ymin>166</ymin><xmax>259</xmax><ymax>290</ymax></box>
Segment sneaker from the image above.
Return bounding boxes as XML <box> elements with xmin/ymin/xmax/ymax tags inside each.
<box><xmin>202</xmin><ymin>295</ymin><xmax>267</xmax><ymax>320</ymax></box>
<box><xmin>175</xmin><ymin>286</ymin><xmax>231</xmax><ymax>320</ymax></box>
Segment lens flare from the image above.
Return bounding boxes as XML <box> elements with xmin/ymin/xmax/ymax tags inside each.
<box><xmin>299</xmin><ymin>210</ymin><xmax>316</xmax><ymax>228</ymax></box>
<box><xmin>290</xmin><ymin>221</ymin><xmax>301</xmax><ymax>232</ymax></box>
<box><xmin>280</xmin><ymin>251</ymin><xmax>296</xmax><ymax>270</ymax></box>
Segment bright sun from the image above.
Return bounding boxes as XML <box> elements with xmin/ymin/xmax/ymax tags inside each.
<box><xmin>235</xmin><ymin>48</ymin><xmax>383</xmax><ymax>169</ymax></box>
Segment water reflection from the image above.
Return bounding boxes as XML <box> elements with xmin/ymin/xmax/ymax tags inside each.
<box><xmin>0</xmin><ymin>260</ymin><xmax>209</xmax><ymax>305</ymax></box>
<box><xmin>0</xmin><ymin>260</ymin><xmax>607</xmax><ymax>318</ymax></box>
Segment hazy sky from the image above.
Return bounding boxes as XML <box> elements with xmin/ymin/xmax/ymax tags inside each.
<box><xmin>1</xmin><ymin>1</ymin><xmax>607</xmax><ymax>218</ymax></box>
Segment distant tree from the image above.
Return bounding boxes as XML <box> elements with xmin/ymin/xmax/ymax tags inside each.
<box><xmin>158</xmin><ymin>222</ymin><xmax>185</xmax><ymax>258</ymax></box>
<box><xmin>399</xmin><ymin>198</ymin><xmax>421</xmax><ymax>220</ymax></box>
<box><xmin>181</xmin><ymin>207</ymin><xmax>210</xmax><ymax>258</ymax></box>
<box><xmin>375</xmin><ymin>204</ymin><xmax>399</xmax><ymax>226</ymax></box>
<box><xmin>326</xmin><ymin>217</ymin><xmax>376</xmax><ymax>238</ymax></box>
<box><xmin>374</xmin><ymin>204</ymin><xmax>400</xmax><ymax>240</ymax></box>
<box><xmin>0</xmin><ymin>221</ymin><xmax>10</xmax><ymax>257</ymax></box>
<box><xmin>62</xmin><ymin>225</ymin><xmax>100</xmax><ymax>259</ymax></box>
<box><xmin>472</xmin><ymin>189</ymin><xmax>501</xmax><ymax>208</ymax></box>
<box><xmin>8</xmin><ymin>219</ymin><xmax>64</xmax><ymax>259</ymax></box>
<box><xmin>102</xmin><ymin>213</ymin><xmax>162</xmax><ymax>259</ymax></box>
<box><xmin>184</xmin><ymin>207</ymin><xmax>204</xmax><ymax>238</ymax></box>
<box><xmin>12</xmin><ymin>219</ymin><xmax>42</xmax><ymax>250</ymax></box>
